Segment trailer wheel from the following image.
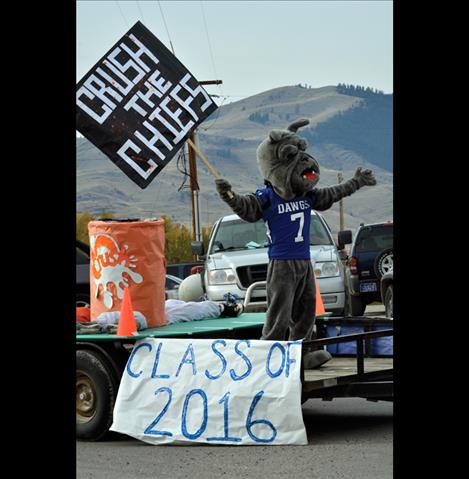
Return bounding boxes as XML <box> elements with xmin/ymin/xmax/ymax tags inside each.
<box><xmin>76</xmin><ymin>349</ymin><xmax>118</xmax><ymax>441</ymax></box>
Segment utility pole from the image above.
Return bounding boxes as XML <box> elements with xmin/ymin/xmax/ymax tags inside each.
<box><xmin>338</xmin><ymin>172</ymin><xmax>344</xmax><ymax>232</ymax></box>
<box><xmin>187</xmin><ymin>130</ymin><xmax>200</xmax><ymax>244</ymax></box>
<box><xmin>188</xmin><ymin>80</ymin><xmax>222</xmax><ymax>258</ymax></box>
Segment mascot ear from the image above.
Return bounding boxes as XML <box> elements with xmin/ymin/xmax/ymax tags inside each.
<box><xmin>269</xmin><ymin>130</ymin><xmax>293</xmax><ymax>143</ymax></box>
<box><xmin>287</xmin><ymin>118</ymin><xmax>310</xmax><ymax>132</ymax></box>
<box><xmin>279</xmin><ymin>144</ymin><xmax>298</xmax><ymax>159</ymax></box>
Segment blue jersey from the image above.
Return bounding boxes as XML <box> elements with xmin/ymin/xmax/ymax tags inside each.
<box><xmin>255</xmin><ymin>187</ymin><xmax>316</xmax><ymax>260</ymax></box>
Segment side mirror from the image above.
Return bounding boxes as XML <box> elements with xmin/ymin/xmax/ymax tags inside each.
<box><xmin>338</xmin><ymin>230</ymin><xmax>352</xmax><ymax>248</ymax></box>
<box><xmin>191</xmin><ymin>240</ymin><xmax>205</xmax><ymax>256</ymax></box>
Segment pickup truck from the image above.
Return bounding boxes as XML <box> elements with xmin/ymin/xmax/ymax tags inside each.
<box><xmin>192</xmin><ymin>212</ymin><xmax>347</xmax><ymax>315</ymax></box>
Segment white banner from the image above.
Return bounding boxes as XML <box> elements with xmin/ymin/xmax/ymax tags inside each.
<box><xmin>111</xmin><ymin>338</ymin><xmax>307</xmax><ymax>445</ymax></box>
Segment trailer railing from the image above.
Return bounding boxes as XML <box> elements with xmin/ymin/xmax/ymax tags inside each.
<box><xmin>303</xmin><ymin>327</ymin><xmax>394</xmax><ymax>377</ymax></box>
<box><xmin>301</xmin><ymin>318</ymin><xmax>393</xmax><ymax>400</ymax></box>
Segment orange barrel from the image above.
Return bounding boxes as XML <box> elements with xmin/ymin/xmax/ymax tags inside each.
<box><xmin>88</xmin><ymin>218</ymin><xmax>166</xmax><ymax>328</ymax></box>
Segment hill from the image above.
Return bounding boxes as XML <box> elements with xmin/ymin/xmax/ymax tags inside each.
<box><xmin>76</xmin><ymin>84</ymin><xmax>393</xmax><ymax>234</ymax></box>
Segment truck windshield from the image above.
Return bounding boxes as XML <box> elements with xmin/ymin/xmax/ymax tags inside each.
<box><xmin>210</xmin><ymin>214</ymin><xmax>332</xmax><ymax>253</ymax></box>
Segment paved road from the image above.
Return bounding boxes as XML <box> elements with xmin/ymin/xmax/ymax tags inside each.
<box><xmin>77</xmin><ymin>398</ymin><xmax>393</xmax><ymax>479</ymax></box>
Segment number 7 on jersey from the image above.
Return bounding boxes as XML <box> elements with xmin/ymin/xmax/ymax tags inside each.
<box><xmin>291</xmin><ymin>212</ymin><xmax>305</xmax><ymax>243</ymax></box>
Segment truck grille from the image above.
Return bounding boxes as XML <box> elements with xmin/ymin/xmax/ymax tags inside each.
<box><xmin>237</xmin><ymin>264</ymin><xmax>268</xmax><ymax>288</ymax></box>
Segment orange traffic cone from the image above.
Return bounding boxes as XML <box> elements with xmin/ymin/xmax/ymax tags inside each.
<box><xmin>117</xmin><ymin>287</ymin><xmax>138</xmax><ymax>336</ymax></box>
<box><xmin>314</xmin><ymin>273</ymin><xmax>327</xmax><ymax>316</ymax></box>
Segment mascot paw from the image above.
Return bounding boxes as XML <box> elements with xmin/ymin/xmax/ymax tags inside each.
<box><xmin>354</xmin><ymin>167</ymin><xmax>377</xmax><ymax>187</ymax></box>
<box><xmin>215</xmin><ymin>178</ymin><xmax>233</xmax><ymax>200</ymax></box>
<box><xmin>302</xmin><ymin>350</ymin><xmax>332</xmax><ymax>369</ymax></box>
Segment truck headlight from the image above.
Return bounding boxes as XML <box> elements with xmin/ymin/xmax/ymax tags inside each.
<box><xmin>314</xmin><ymin>261</ymin><xmax>340</xmax><ymax>278</ymax></box>
<box><xmin>208</xmin><ymin>268</ymin><xmax>237</xmax><ymax>285</ymax></box>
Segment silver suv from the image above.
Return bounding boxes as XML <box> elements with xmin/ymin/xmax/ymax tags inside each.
<box><xmin>197</xmin><ymin>212</ymin><xmax>347</xmax><ymax>315</ymax></box>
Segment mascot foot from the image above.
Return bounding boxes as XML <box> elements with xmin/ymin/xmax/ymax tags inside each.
<box><xmin>302</xmin><ymin>350</ymin><xmax>332</xmax><ymax>369</ymax></box>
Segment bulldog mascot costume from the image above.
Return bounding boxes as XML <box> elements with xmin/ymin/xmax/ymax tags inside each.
<box><xmin>215</xmin><ymin>119</ymin><xmax>376</xmax><ymax>368</ymax></box>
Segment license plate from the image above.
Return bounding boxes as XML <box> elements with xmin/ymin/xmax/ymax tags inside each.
<box><xmin>360</xmin><ymin>282</ymin><xmax>377</xmax><ymax>293</ymax></box>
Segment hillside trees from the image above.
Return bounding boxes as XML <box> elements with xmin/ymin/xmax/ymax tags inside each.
<box><xmin>248</xmin><ymin>111</ymin><xmax>269</xmax><ymax>124</ymax></box>
<box><xmin>337</xmin><ymin>83</ymin><xmax>385</xmax><ymax>98</ymax></box>
<box><xmin>76</xmin><ymin>212</ymin><xmax>117</xmax><ymax>244</ymax></box>
<box><xmin>303</xmin><ymin>85</ymin><xmax>393</xmax><ymax>172</ymax></box>
<box><xmin>162</xmin><ymin>215</ymin><xmax>211</xmax><ymax>263</ymax></box>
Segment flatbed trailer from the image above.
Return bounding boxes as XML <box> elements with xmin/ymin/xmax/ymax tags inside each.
<box><xmin>76</xmin><ymin>313</ymin><xmax>393</xmax><ymax>441</ymax></box>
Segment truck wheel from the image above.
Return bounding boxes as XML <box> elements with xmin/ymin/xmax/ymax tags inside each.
<box><xmin>384</xmin><ymin>285</ymin><xmax>393</xmax><ymax>318</ymax></box>
<box><xmin>349</xmin><ymin>294</ymin><xmax>366</xmax><ymax>316</ymax></box>
<box><xmin>374</xmin><ymin>248</ymin><xmax>393</xmax><ymax>279</ymax></box>
<box><xmin>76</xmin><ymin>349</ymin><xmax>118</xmax><ymax>441</ymax></box>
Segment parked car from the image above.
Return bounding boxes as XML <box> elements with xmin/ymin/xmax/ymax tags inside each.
<box><xmin>380</xmin><ymin>269</ymin><xmax>393</xmax><ymax>318</ymax></box>
<box><xmin>338</xmin><ymin>221</ymin><xmax>393</xmax><ymax>316</ymax></box>
<box><xmin>192</xmin><ymin>211</ymin><xmax>348</xmax><ymax>315</ymax></box>
<box><xmin>166</xmin><ymin>262</ymin><xmax>205</xmax><ymax>280</ymax></box>
<box><xmin>76</xmin><ymin>240</ymin><xmax>91</xmax><ymax>307</ymax></box>
<box><xmin>75</xmin><ymin>240</ymin><xmax>182</xmax><ymax>305</ymax></box>
<box><xmin>165</xmin><ymin>274</ymin><xmax>183</xmax><ymax>299</ymax></box>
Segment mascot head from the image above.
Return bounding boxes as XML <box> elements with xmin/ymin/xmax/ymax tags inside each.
<box><xmin>256</xmin><ymin>118</ymin><xmax>320</xmax><ymax>200</ymax></box>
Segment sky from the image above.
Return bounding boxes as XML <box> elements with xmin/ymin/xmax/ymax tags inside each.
<box><xmin>77</xmin><ymin>0</ymin><xmax>393</xmax><ymax>105</ymax></box>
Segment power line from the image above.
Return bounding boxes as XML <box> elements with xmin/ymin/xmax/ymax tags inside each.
<box><xmin>199</xmin><ymin>1</ymin><xmax>222</xmax><ymax>96</ymax></box>
<box><xmin>176</xmin><ymin>145</ymin><xmax>196</xmax><ymax>191</ymax></box>
<box><xmin>156</xmin><ymin>0</ymin><xmax>176</xmax><ymax>54</ymax></box>
<box><xmin>114</xmin><ymin>1</ymin><xmax>129</xmax><ymax>29</ymax></box>
<box><xmin>199</xmin><ymin>95</ymin><xmax>228</xmax><ymax>131</ymax></box>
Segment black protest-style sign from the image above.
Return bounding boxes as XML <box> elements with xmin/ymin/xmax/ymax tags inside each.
<box><xmin>76</xmin><ymin>21</ymin><xmax>218</xmax><ymax>189</ymax></box>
